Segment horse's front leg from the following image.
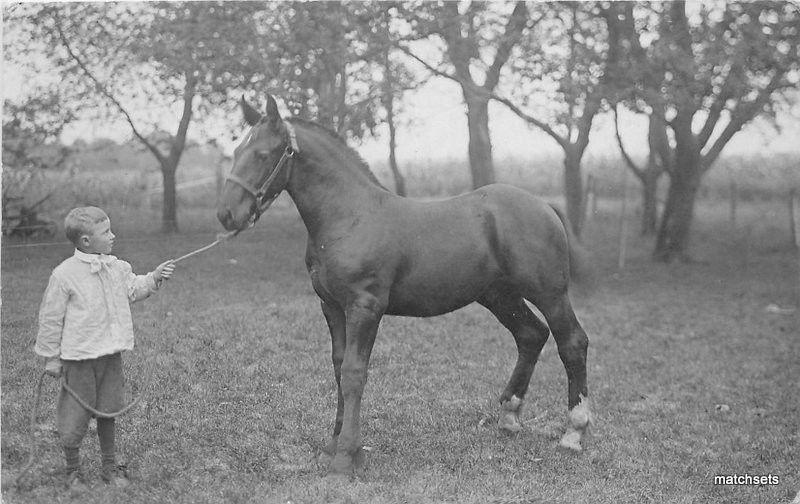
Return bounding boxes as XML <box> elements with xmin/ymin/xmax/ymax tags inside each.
<box><xmin>329</xmin><ymin>295</ymin><xmax>383</xmax><ymax>476</ymax></box>
<box><xmin>320</xmin><ymin>300</ymin><xmax>346</xmax><ymax>456</ymax></box>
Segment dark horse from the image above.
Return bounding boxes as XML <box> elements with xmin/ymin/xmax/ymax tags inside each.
<box><xmin>217</xmin><ymin>95</ymin><xmax>592</xmax><ymax>476</ymax></box>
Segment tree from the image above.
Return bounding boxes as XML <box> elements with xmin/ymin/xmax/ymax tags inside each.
<box><xmin>264</xmin><ymin>2</ymin><xmax>383</xmax><ymax>140</ymax></box>
<box><xmin>2</xmin><ymin>89</ymin><xmax>75</xmax><ymax>172</ymax></box>
<box><xmin>622</xmin><ymin>1</ymin><xmax>800</xmax><ymax>261</ymax></box>
<box><xmin>605</xmin><ymin>2</ymin><xmax>671</xmax><ymax>236</ymax></box>
<box><xmin>380</xmin><ymin>46</ymin><xmax>408</xmax><ymax>197</ymax></box>
<box><xmin>363</xmin><ymin>4</ymin><xmax>421</xmax><ymax>197</ymax></box>
<box><xmin>487</xmin><ymin>2</ymin><xmax>621</xmax><ymax>237</ymax></box>
<box><xmin>613</xmin><ymin>106</ymin><xmax>671</xmax><ymax>235</ymax></box>
<box><xmin>401</xmin><ymin>1</ymin><xmax>533</xmax><ymax>189</ymax></box>
<box><xmin>2</xmin><ymin>90</ymin><xmax>76</xmax><ymax>234</ymax></box>
<box><xmin>249</xmin><ymin>2</ymin><xmax>419</xmax><ymax>195</ymax></box>
<box><xmin>8</xmin><ymin>2</ymin><xmax>268</xmax><ymax>232</ymax></box>
<box><xmin>371</xmin><ymin>5</ymin><xmax>422</xmax><ymax>197</ymax></box>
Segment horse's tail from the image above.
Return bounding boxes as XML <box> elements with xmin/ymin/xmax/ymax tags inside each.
<box><xmin>549</xmin><ymin>204</ymin><xmax>595</xmax><ymax>290</ymax></box>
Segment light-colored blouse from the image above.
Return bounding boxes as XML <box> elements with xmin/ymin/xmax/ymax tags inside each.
<box><xmin>35</xmin><ymin>249</ymin><xmax>159</xmax><ymax>361</ymax></box>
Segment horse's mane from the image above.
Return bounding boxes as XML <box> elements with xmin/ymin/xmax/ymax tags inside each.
<box><xmin>286</xmin><ymin>118</ymin><xmax>388</xmax><ymax>191</ymax></box>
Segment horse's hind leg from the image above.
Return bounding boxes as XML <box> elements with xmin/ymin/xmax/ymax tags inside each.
<box><xmin>537</xmin><ymin>292</ymin><xmax>591</xmax><ymax>451</ymax></box>
<box><xmin>479</xmin><ymin>290</ymin><xmax>550</xmax><ymax>433</ymax></box>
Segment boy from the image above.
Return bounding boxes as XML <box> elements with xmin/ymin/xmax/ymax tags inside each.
<box><xmin>35</xmin><ymin>206</ymin><xmax>175</xmax><ymax>491</ymax></box>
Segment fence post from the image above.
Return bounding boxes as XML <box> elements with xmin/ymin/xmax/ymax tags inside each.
<box><xmin>583</xmin><ymin>174</ymin><xmax>594</xmax><ymax>223</ymax></box>
<box><xmin>143</xmin><ymin>180</ymin><xmax>152</xmax><ymax>209</ymax></box>
<box><xmin>791</xmin><ymin>188</ymin><xmax>800</xmax><ymax>308</ymax></box>
<box><xmin>216</xmin><ymin>163</ymin><xmax>224</xmax><ymax>197</ymax></box>
<box><xmin>789</xmin><ymin>188</ymin><xmax>798</xmax><ymax>250</ymax></box>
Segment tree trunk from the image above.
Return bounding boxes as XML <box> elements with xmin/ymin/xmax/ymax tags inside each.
<box><xmin>640</xmin><ymin>167</ymin><xmax>659</xmax><ymax>235</ymax></box>
<box><xmin>464</xmin><ymin>94</ymin><xmax>495</xmax><ymax>188</ymax></box>
<box><xmin>654</xmin><ymin>154</ymin><xmax>702</xmax><ymax>262</ymax></box>
<box><xmin>387</xmin><ymin>115</ymin><xmax>406</xmax><ymax>196</ymax></box>
<box><xmin>563</xmin><ymin>147</ymin><xmax>584</xmax><ymax>237</ymax></box>
<box><xmin>161</xmin><ymin>163</ymin><xmax>178</xmax><ymax>233</ymax></box>
<box><xmin>641</xmin><ymin>113</ymin><xmax>670</xmax><ymax>235</ymax></box>
<box><xmin>158</xmin><ymin>73</ymin><xmax>195</xmax><ymax>234</ymax></box>
<box><xmin>381</xmin><ymin>50</ymin><xmax>406</xmax><ymax>197</ymax></box>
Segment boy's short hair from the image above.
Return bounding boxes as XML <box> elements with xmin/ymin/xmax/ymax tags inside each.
<box><xmin>64</xmin><ymin>207</ymin><xmax>109</xmax><ymax>245</ymax></box>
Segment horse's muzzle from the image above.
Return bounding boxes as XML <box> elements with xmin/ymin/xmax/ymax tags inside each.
<box><xmin>217</xmin><ymin>206</ymin><xmax>242</xmax><ymax>231</ymax></box>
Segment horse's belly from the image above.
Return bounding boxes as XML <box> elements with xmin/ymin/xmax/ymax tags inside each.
<box><xmin>385</xmin><ymin>264</ymin><xmax>497</xmax><ymax>317</ymax></box>
<box><xmin>385</xmin><ymin>289</ymin><xmax>480</xmax><ymax>317</ymax></box>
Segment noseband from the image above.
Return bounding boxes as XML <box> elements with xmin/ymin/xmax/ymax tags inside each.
<box><xmin>226</xmin><ymin>121</ymin><xmax>299</xmax><ymax>225</ymax></box>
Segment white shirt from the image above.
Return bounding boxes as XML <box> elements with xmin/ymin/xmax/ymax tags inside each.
<box><xmin>35</xmin><ymin>249</ymin><xmax>159</xmax><ymax>361</ymax></box>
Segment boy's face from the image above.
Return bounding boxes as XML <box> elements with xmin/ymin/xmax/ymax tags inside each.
<box><xmin>81</xmin><ymin>219</ymin><xmax>115</xmax><ymax>254</ymax></box>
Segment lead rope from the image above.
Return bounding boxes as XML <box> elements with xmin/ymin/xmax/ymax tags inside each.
<box><xmin>16</xmin><ymin>229</ymin><xmax>240</xmax><ymax>489</ymax></box>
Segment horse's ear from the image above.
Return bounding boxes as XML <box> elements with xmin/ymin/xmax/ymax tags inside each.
<box><xmin>265</xmin><ymin>94</ymin><xmax>281</xmax><ymax>129</ymax></box>
<box><xmin>241</xmin><ymin>95</ymin><xmax>262</xmax><ymax>127</ymax></box>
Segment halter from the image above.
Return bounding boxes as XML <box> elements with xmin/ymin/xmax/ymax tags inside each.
<box><xmin>225</xmin><ymin>121</ymin><xmax>299</xmax><ymax>225</ymax></box>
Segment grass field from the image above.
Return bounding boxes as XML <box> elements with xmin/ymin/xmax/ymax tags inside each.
<box><xmin>1</xmin><ymin>199</ymin><xmax>798</xmax><ymax>504</ymax></box>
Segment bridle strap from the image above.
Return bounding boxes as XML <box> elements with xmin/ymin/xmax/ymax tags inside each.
<box><xmin>225</xmin><ymin>173</ymin><xmax>261</xmax><ymax>198</ymax></box>
<box><xmin>225</xmin><ymin>121</ymin><xmax>299</xmax><ymax>224</ymax></box>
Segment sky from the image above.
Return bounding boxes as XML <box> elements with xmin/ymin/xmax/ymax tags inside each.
<box><xmin>3</xmin><ymin>6</ymin><xmax>800</xmax><ymax>167</ymax></box>
<box><xmin>7</xmin><ymin>61</ymin><xmax>800</xmax><ymax>168</ymax></box>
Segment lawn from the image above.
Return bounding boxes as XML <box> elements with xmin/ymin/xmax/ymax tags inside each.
<box><xmin>1</xmin><ymin>200</ymin><xmax>798</xmax><ymax>504</ymax></box>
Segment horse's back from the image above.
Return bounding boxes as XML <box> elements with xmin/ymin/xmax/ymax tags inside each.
<box><xmin>386</xmin><ymin>183</ymin><xmax>568</xmax><ymax>267</ymax></box>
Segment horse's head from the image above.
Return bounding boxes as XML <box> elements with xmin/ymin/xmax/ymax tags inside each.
<box><xmin>217</xmin><ymin>95</ymin><xmax>295</xmax><ymax>231</ymax></box>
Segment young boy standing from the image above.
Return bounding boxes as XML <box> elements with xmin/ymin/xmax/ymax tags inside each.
<box><xmin>35</xmin><ymin>206</ymin><xmax>175</xmax><ymax>491</ymax></box>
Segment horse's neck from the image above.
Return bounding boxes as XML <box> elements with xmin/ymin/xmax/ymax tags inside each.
<box><xmin>286</xmin><ymin>139</ymin><xmax>387</xmax><ymax>240</ymax></box>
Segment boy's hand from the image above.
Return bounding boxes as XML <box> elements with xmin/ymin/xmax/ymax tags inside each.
<box><xmin>45</xmin><ymin>358</ymin><xmax>62</xmax><ymax>377</ymax></box>
<box><xmin>154</xmin><ymin>260</ymin><xmax>176</xmax><ymax>282</ymax></box>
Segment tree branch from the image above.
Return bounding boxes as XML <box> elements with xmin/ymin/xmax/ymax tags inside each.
<box><xmin>398</xmin><ymin>44</ymin><xmax>459</xmax><ymax>87</ymax></box>
<box><xmin>489</xmin><ymin>93</ymin><xmax>571</xmax><ymax>151</ymax></box>
<box><xmin>401</xmin><ymin>43</ymin><xmax>571</xmax><ymax>150</ymax></box>
<box><xmin>483</xmin><ymin>1</ymin><xmax>529</xmax><ymax>91</ymax></box>
<box><xmin>54</xmin><ymin>14</ymin><xmax>167</xmax><ymax>166</ymax></box>
<box><xmin>613</xmin><ymin>104</ymin><xmax>645</xmax><ymax>180</ymax></box>
<box><xmin>696</xmin><ymin>95</ymin><xmax>726</xmax><ymax>150</ymax></box>
<box><xmin>440</xmin><ymin>2</ymin><xmax>473</xmax><ymax>85</ymax></box>
<box><xmin>574</xmin><ymin>93</ymin><xmax>602</xmax><ymax>157</ymax></box>
<box><xmin>650</xmin><ymin>107</ymin><xmax>675</xmax><ymax>175</ymax></box>
<box><xmin>168</xmin><ymin>71</ymin><xmax>197</xmax><ymax>167</ymax></box>
<box><xmin>702</xmin><ymin>70</ymin><xmax>786</xmax><ymax>170</ymax></box>
<box><xmin>697</xmin><ymin>59</ymin><xmax>744</xmax><ymax>148</ymax></box>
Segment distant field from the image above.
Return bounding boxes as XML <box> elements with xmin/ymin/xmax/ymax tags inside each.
<box><xmin>1</xmin><ymin>199</ymin><xmax>798</xmax><ymax>503</ymax></box>
<box><xmin>5</xmin><ymin>141</ymin><xmax>799</xmax><ymax>230</ymax></box>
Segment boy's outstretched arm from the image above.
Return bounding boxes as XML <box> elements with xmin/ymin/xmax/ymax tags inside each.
<box><xmin>153</xmin><ymin>260</ymin><xmax>175</xmax><ymax>282</ymax></box>
<box><xmin>126</xmin><ymin>259</ymin><xmax>176</xmax><ymax>302</ymax></box>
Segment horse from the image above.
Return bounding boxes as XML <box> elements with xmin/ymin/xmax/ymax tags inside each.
<box><xmin>217</xmin><ymin>95</ymin><xmax>592</xmax><ymax>476</ymax></box>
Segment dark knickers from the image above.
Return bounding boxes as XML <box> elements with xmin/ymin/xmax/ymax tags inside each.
<box><xmin>57</xmin><ymin>353</ymin><xmax>125</xmax><ymax>448</ymax></box>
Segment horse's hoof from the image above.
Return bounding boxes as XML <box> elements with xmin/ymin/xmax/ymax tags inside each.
<box><xmin>568</xmin><ymin>400</ymin><xmax>592</xmax><ymax>430</ymax></box>
<box><xmin>498</xmin><ymin>412</ymin><xmax>523</xmax><ymax>433</ymax></box>
<box><xmin>353</xmin><ymin>446</ymin><xmax>367</xmax><ymax>470</ymax></box>
<box><xmin>558</xmin><ymin>430</ymin><xmax>583</xmax><ymax>451</ymax></box>
<box><xmin>499</xmin><ymin>395</ymin><xmax>524</xmax><ymax>433</ymax></box>
<box><xmin>558</xmin><ymin>396</ymin><xmax>591</xmax><ymax>451</ymax></box>
<box><xmin>328</xmin><ymin>459</ymin><xmax>353</xmax><ymax>478</ymax></box>
<box><xmin>327</xmin><ymin>445</ymin><xmax>368</xmax><ymax>479</ymax></box>
<box><xmin>324</xmin><ymin>469</ymin><xmax>352</xmax><ymax>482</ymax></box>
<box><xmin>322</xmin><ymin>437</ymin><xmax>338</xmax><ymax>456</ymax></box>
